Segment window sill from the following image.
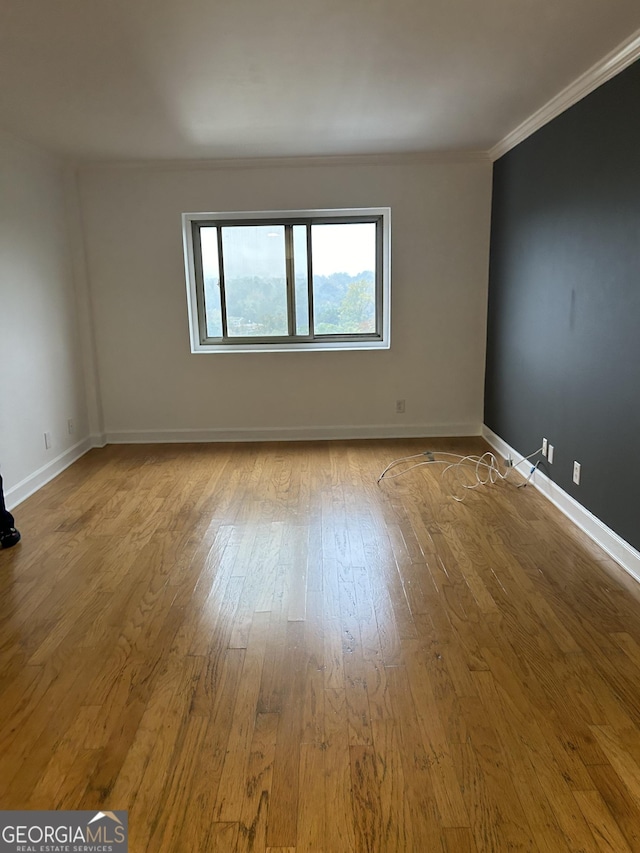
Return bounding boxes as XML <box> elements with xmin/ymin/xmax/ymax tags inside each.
<box><xmin>190</xmin><ymin>339</ymin><xmax>391</xmax><ymax>354</ymax></box>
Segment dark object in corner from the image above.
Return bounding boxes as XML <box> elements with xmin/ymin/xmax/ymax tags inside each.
<box><xmin>0</xmin><ymin>475</ymin><xmax>20</xmax><ymax>549</ymax></box>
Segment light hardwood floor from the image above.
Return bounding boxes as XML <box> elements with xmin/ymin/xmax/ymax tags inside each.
<box><xmin>2</xmin><ymin>438</ymin><xmax>640</xmax><ymax>852</ymax></box>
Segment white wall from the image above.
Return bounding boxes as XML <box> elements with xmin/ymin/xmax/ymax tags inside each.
<box><xmin>0</xmin><ymin>132</ymin><xmax>91</xmax><ymax>505</ymax></box>
<box><xmin>78</xmin><ymin>157</ymin><xmax>493</xmax><ymax>441</ymax></box>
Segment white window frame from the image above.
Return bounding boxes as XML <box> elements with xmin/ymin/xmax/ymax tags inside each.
<box><xmin>182</xmin><ymin>207</ymin><xmax>391</xmax><ymax>353</ymax></box>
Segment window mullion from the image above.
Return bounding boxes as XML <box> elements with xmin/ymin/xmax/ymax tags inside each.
<box><xmin>192</xmin><ymin>224</ymin><xmax>208</xmax><ymax>345</ymax></box>
<box><xmin>375</xmin><ymin>217</ymin><xmax>383</xmax><ymax>337</ymax></box>
<box><xmin>306</xmin><ymin>223</ymin><xmax>314</xmax><ymax>338</ymax></box>
<box><xmin>285</xmin><ymin>225</ymin><xmax>295</xmax><ymax>337</ymax></box>
<box><xmin>217</xmin><ymin>227</ymin><xmax>229</xmax><ymax>339</ymax></box>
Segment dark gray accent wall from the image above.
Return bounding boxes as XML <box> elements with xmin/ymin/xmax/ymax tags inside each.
<box><xmin>485</xmin><ymin>59</ymin><xmax>640</xmax><ymax>552</ymax></box>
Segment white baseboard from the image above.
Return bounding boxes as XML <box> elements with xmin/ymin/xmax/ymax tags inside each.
<box><xmin>5</xmin><ymin>437</ymin><xmax>95</xmax><ymax>511</ymax></box>
<box><xmin>90</xmin><ymin>432</ymin><xmax>107</xmax><ymax>448</ymax></box>
<box><xmin>482</xmin><ymin>425</ymin><xmax>640</xmax><ymax>584</ymax></box>
<box><xmin>105</xmin><ymin>422</ymin><xmax>482</xmax><ymax>444</ymax></box>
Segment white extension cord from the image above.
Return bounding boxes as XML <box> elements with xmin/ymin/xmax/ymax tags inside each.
<box><xmin>377</xmin><ymin>447</ymin><xmax>542</xmax><ymax>502</ymax></box>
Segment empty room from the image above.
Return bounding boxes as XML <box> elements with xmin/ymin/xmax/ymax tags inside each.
<box><xmin>2</xmin><ymin>1</ymin><xmax>640</xmax><ymax>850</ymax></box>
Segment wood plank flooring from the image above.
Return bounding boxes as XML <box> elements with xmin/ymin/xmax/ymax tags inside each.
<box><xmin>2</xmin><ymin>438</ymin><xmax>640</xmax><ymax>851</ymax></box>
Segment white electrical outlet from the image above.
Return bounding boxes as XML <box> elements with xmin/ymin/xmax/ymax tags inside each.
<box><xmin>548</xmin><ymin>444</ymin><xmax>554</xmax><ymax>464</ymax></box>
<box><xmin>542</xmin><ymin>438</ymin><xmax>548</xmax><ymax>458</ymax></box>
<box><xmin>396</xmin><ymin>399</ymin><xmax>405</xmax><ymax>414</ymax></box>
<box><xmin>44</xmin><ymin>431</ymin><xmax>52</xmax><ymax>450</ymax></box>
<box><xmin>573</xmin><ymin>461</ymin><xmax>581</xmax><ymax>485</ymax></box>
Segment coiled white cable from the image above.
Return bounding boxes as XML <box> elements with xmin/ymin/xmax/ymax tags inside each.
<box><xmin>377</xmin><ymin>447</ymin><xmax>542</xmax><ymax>501</ymax></box>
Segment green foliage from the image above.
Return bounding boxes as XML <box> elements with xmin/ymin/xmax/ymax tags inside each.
<box><xmin>204</xmin><ymin>270</ymin><xmax>375</xmax><ymax>337</ymax></box>
<box><xmin>311</xmin><ymin>271</ymin><xmax>376</xmax><ymax>335</ymax></box>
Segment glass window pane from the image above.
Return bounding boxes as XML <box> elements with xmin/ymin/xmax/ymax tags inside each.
<box><xmin>221</xmin><ymin>225</ymin><xmax>288</xmax><ymax>337</ymax></box>
<box><xmin>293</xmin><ymin>225</ymin><xmax>309</xmax><ymax>336</ymax></box>
<box><xmin>200</xmin><ymin>227</ymin><xmax>222</xmax><ymax>338</ymax></box>
<box><xmin>311</xmin><ymin>222</ymin><xmax>377</xmax><ymax>335</ymax></box>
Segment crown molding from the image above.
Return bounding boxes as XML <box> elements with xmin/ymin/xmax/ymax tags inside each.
<box><xmin>75</xmin><ymin>149</ymin><xmax>491</xmax><ymax>173</ymax></box>
<box><xmin>490</xmin><ymin>28</ymin><xmax>640</xmax><ymax>161</ymax></box>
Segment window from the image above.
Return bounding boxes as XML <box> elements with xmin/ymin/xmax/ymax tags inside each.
<box><xmin>182</xmin><ymin>208</ymin><xmax>391</xmax><ymax>352</ymax></box>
